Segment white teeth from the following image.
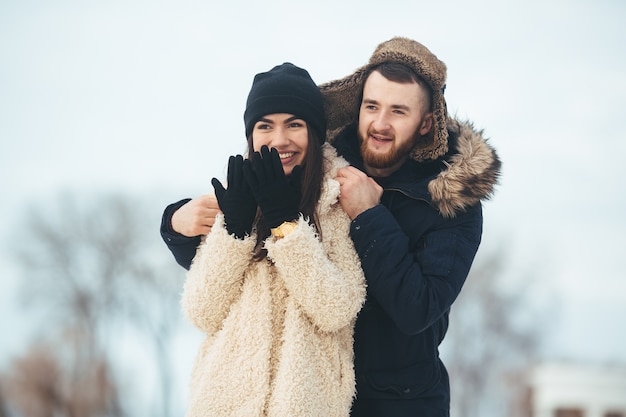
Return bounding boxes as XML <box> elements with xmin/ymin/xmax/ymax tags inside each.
<box><xmin>372</xmin><ymin>135</ymin><xmax>390</xmax><ymax>141</ymax></box>
<box><xmin>279</xmin><ymin>152</ymin><xmax>294</xmax><ymax>159</ymax></box>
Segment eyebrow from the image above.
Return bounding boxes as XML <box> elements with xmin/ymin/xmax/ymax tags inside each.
<box><xmin>257</xmin><ymin>115</ymin><xmax>304</xmax><ymax>123</ymax></box>
<box><xmin>363</xmin><ymin>98</ymin><xmax>411</xmax><ymax>111</ymax></box>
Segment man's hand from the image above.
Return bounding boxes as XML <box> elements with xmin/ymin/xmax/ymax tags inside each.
<box><xmin>171</xmin><ymin>194</ymin><xmax>221</xmax><ymax>237</ymax></box>
<box><xmin>335</xmin><ymin>166</ymin><xmax>383</xmax><ymax>220</ymax></box>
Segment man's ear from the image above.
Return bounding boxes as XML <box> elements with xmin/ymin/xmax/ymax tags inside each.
<box><xmin>419</xmin><ymin>112</ymin><xmax>433</xmax><ymax>136</ymax></box>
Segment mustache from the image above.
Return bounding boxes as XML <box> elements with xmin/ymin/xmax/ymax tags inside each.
<box><xmin>367</xmin><ymin>128</ymin><xmax>392</xmax><ymax>138</ymax></box>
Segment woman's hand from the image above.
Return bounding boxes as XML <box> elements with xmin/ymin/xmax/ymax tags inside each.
<box><xmin>211</xmin><ymin>155</ymin><xmax>258</xmax><ymax>239</ymax></box>
<box><xmin>243</xmin><ymin>145</ymin><xmax>302</xmax><ymax>229</ymax></box>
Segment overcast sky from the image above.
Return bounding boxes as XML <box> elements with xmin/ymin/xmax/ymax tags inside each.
<box><xmin>1</xmin><ymin>0</ymin><xmax>625</xmax><ymax>395</ymax></box>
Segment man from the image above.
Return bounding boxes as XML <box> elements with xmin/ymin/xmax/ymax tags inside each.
<box><xmin>321</xmin><ymin>38</ymin><xmax>500</xmax><ymax>416</ymax></box>
<box><xmin>161</xmin><ymin>37</ymin><xmax>501</xmax><ymax>416</ymax></box>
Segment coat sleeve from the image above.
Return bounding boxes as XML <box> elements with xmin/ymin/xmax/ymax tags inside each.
<box><xmin>160</xmin><ymin>198</ymin><xmax>200</xmax><ymax>270</ymax></box>
<box><xmin>264</xmin><ymin>207</ymin><xmax>366</xmax><ymax>333</ymax></box>
<box><xmin>181</xmin><ymin>215</ymin><xmax>256</xmax><ymax>334</ymax></box>
<box><xmin>350</xmin><ymin>203</ymin><xmax>483</xmax><ymax>335</ymax></box>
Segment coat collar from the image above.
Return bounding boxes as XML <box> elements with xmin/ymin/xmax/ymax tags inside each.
<box><xmin>317</xmin><ymin>142</ymin><xmax>349</xmax><ymax>216</ymax></box>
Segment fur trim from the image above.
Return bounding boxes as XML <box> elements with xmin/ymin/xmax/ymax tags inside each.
<box><xmin>429</xmin><ymin>118</ymin><xmax>502</xmax><ymax>218</ymax></box>
<box><xmin>320</xmin><ymin>37</ymin><xmax>449</xmax><ymax>162</ymax></box>
<box><xmin>318</xmin><ymin>142</ymin><xmax>348</xmax><ymax>216</ymax></box>
<box><xmin>316</xmin><ymin>36</ymin><xmax>500</xmax><ymax>218</ymax></box>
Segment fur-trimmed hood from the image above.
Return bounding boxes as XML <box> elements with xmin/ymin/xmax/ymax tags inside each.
<box><xmin>320</xmin><ymin>36</ymin><xmax>449</xmax><ymax>162</ymax></box>
<box><xmin>332</xmin><ymin>119</ymin><xmax>501</xmax><ymax>218</ymax></box>
<box><xmin>319</xmin><ymin>36</ymin><xmax>501</xmax><ymax>218</ymax></box>
<box><xmin>432</xmin><ymin>118</ymin><xmax>501</xmax><ymax>218</ymax></box>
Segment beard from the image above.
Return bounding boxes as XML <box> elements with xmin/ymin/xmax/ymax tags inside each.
<box><xmin>358</xmin><ymin>129</ymin><xmax>416</xmax><ymax>169</ymax></box>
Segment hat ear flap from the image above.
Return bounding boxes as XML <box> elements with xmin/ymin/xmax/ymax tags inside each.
<box><xmin>320</xmin><ymin>68</ymin><xmax>369</xmax><ymax>141</ymax></box>
<box><xmin>409</xmin><ymin>88</ymin><xmax>449</xmax><ymax>161</ymax></box>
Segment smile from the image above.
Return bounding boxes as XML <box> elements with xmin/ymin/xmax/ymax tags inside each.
<box><xmin>369</xmin><ymin>131</ymin><xmax>392</xmax><ymax>141</ymax></box>
<box><xmin>370</xmin><ymin>135</ymin><xmax>392</xmax><ymax>144</ymax></box>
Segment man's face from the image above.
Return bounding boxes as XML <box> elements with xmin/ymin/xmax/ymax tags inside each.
<box><xmin>357</xmin><ymin>70</ymin><xmax>433</xmax><ymax>176</ymax></box>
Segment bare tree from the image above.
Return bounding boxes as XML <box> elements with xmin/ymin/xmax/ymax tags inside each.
<box><xmin>0</xmin><ymin>380</ymin><xmax>11</xmax><ymax>417</ymax></box>
<box><xmin>442</xmin><ymin>244</ymin><xmax>554</xmax><ymax>417</ymax></box>
<box><xmin>3</xmin><ymin>342</ymin><xmax>122</xmax><ymax>417</ymax></box>
<box><xmin>4</xmin><ymin>190</ymin><xmax>184</xmax><ymax>417</ymax></box>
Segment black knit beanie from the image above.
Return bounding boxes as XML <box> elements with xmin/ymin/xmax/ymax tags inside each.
<box><xmin>244</xmin><ymin>62</ymin><xmax>327</xmax><ymax>142</ymax></box>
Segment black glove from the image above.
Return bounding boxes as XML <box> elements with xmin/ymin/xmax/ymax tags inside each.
<box><xmin>211</xmin><ymin>155</ymin><xmax>257</xmax><ymax>239</ymax></box>
<box><xmin>243</xmin><ymin>146</ymin><xmax>302</xmax><ymax>229</ymax></box>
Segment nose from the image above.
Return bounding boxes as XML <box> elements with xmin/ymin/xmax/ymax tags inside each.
<box><xmin>268</xmin><ymin>126</ymin><xmax>290</xmax><ymax>147</ymax></box>
<box><xmin>372</xmin><ymin>112</ymin><xmax>391</xmax><ymax>132</ymax></box>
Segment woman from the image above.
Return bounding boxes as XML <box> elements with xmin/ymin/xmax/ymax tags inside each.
<box><xmin>181</xmin><ymin>63</ymin><xmax>366</xmax><ymax>417</ymax></box>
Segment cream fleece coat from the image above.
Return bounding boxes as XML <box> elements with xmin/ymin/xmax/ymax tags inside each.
<box><xmin>182</xmin><ymin>143</ymin><xmax>366</xmax><ymax>417</ymax></box>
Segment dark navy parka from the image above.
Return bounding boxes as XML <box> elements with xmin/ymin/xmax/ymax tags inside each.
<box><xmin>332</xmin><ymin>125</ymin><xmax>483</xmax><ymax>413</ymax></box>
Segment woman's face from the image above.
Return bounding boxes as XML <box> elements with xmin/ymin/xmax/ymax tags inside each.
<box><xmin>252</xmin><ymin>113</ymin><xmax>308</xmax><ymax>175</ymax></box>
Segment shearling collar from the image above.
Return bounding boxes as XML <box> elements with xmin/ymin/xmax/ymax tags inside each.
<box><xmin>317</xmin><ymin>142</ymin><xmax>349</xmax><ymax>216</ymax></box>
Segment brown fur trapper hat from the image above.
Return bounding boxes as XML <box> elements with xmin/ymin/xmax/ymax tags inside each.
<box><xmin>320</xmin><ymin>37</ymin><xmax>449</xmax><ymax>162</ymax></box>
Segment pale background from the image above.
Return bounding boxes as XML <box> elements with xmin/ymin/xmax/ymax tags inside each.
<box><xmin>1</xmin><ymin>0</ymin><xmax>625</xmax><ymax>409</ymax></box>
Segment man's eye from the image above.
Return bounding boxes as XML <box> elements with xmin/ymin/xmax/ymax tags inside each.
<box><xmin>289</xmin><ymin>122</ymin><xmax>303</xmax><ymax>128</ymax></box>
<box><xmin>256</xmin><ymin>124</ymin><xmax>270</xmax><ymax>130</ymax></box>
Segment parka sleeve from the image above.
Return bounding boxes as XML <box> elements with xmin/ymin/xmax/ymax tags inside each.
<box><xmin>264</xmin><ymin>206</ymin><xmax>366</xmax><ymax>333</ymax></box>
<box><xmin>181</xmin><ymin>214</ymin><xmax>256</xmax><ymax>334</ymax></box>
<box><xmin>160</xmin><ymin>198</ymin><xmax>200</xmax><ymax>270</ymax></box>
<box><xmin>349</xmin><ymin>203</ymin><xmax>483</xmax><ymax>335</ymax></box>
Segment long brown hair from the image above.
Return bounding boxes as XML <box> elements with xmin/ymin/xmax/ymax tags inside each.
<box><xmin>247</xmin><ymin>123</ymin><xmax>324</xmax><ymax>260</ymax></box>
